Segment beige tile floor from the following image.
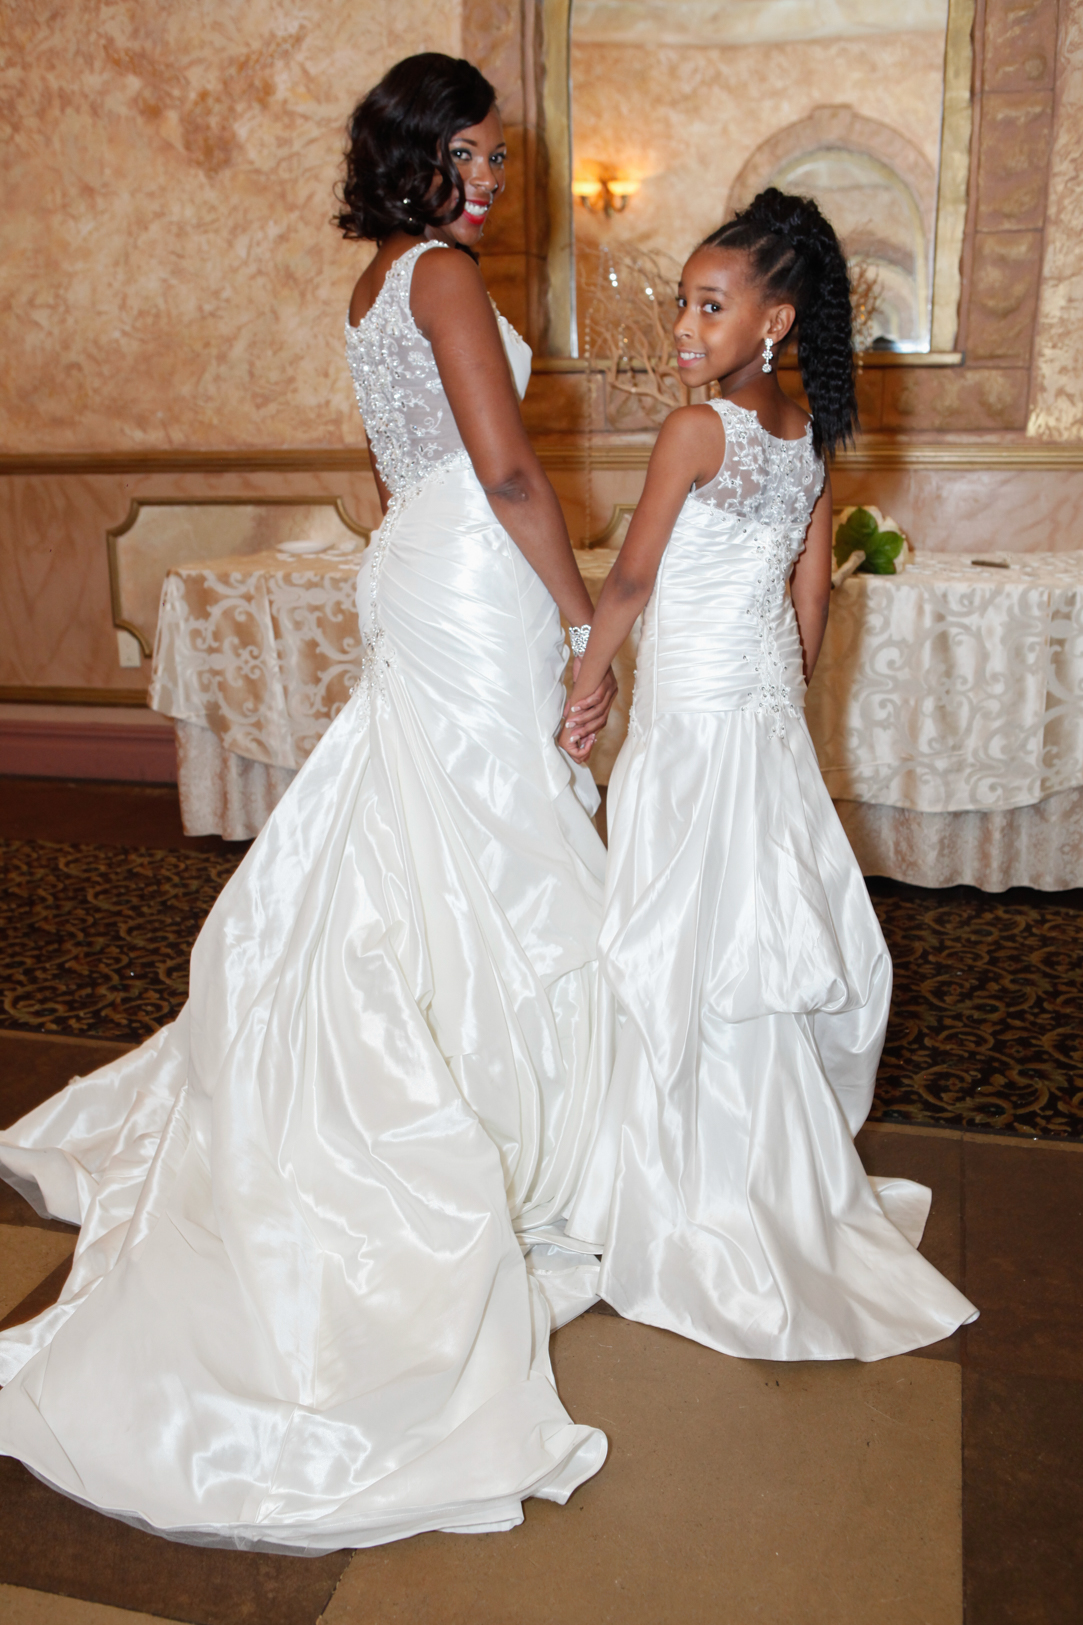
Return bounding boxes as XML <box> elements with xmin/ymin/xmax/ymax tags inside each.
<box><xmin>0</xmin><ymin>1200</ymin><xmax>963</xmax><ymax>1625</ymax></box>
<box><xmin>0</xmin><ymin>1227</ymin><xmax>76</xmax><ymax>1322</ymax></box>
<box><xmin>0</xmin><ymin>1588</ymin><xmax>188</xmax><ymax>1624</ymax></box>
<box><xmin>324</xmin><ymin>1317</ymin><xmax>962</xmax><ymax>1625</ymax></box>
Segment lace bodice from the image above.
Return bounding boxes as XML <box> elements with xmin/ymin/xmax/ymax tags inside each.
<box><xmin>692</xmin><ymin>398</ymin><xmax>823</xmax><ymax>542</ymax></box>
<box><xmin>344</xmin><ymin>240</ymin><xmax>532</xmax><ymax>497</ymax></box>
<box><xmin>632</xmin><ymin>397</ymin><xmax>825</xmax><ymax>739</ymax></box>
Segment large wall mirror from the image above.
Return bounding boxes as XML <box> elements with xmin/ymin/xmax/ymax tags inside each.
<box><xmin>547</xmin><ymin>0</ymin><xmax>974</xmax><ymax>359</ymax></box>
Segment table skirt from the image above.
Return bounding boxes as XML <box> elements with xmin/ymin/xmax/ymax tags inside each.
<box><xmin>176</xmin><ymin>719</ymin><xmax>1083</xmax><ymax>890</ymax></box>
<box><xmin>835</xmin><ymin>788</ymin><xmax>1083</xmax><ymax>892</ymax></box>
<box><xmin>176</xmin><ymin>719</ymin><xmax>297</xmax><ymax>843</ymax></box>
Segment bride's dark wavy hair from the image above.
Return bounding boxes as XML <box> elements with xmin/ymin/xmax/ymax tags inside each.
<box><xmin>703</xmin><ymin>188</ymin><xmax>858</xmax><ymax>458</ymax></box>
<box><xmin>335</xmin><ymin>54</ymin><xmax>496</xmax><ymax>244</ymax></box>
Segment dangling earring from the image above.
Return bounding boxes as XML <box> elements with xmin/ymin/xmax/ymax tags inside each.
<box><xmin>762</xmin><ymin>336</ymin><xmax>774</xmax><ymax>373</ymax></box>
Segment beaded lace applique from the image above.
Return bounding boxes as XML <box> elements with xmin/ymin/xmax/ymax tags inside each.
<box><xmin>344</xmin><ymin>241</ymin><xmax>473</xmax><ymax>498</ymax></box>
<box><xmin>344</xmin><ymin>241</ymin><xmax>472</xmax><ymax>695</ymax></box>
<box><xmin>696</xmin><ymin>399</ymin><xmax>824</xmax><ymax>737</ymax></box>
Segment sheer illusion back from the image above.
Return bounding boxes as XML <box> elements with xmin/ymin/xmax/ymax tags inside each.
<box><xmin>345</xmin><ymin>240</ymin><xmax>532</xmax><ymax>497</ymax></box>
<box><xmin>692</xmin><ymin>397</ymin><xmax>822</xmax><ymax>529</ymax></box>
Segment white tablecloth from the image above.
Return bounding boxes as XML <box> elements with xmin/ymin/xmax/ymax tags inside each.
<box><xmin>806</xmin><ymin>551</ymin><xmax>1083</xmax><ymax>812</ymax></box>
<box><xmin>151</xmin><ymin>546</ymin><xmax>1083</xmax><ymax>888</ymax></box>
<box><xmin>149</xmin><ymin>547</ymin><xmax>365</xmax><ymax>772</ymax></box>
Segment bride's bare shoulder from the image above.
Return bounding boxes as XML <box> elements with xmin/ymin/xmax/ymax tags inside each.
<box><xmin>410</xmin><ymin>245</ymin><xmax>490</xmax><ymax>334</ymax></box>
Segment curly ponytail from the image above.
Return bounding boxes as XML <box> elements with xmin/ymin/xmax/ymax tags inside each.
<box><xmin>703</xmin><ymin>188</ymin><xmax>857</xmax><ymax>458</ymax></box>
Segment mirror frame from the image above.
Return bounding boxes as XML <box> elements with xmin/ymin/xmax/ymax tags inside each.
<box><xmin>544</xmin><ymin>0</ymin><xmax>975</xmax><ymax>362</ymax></box>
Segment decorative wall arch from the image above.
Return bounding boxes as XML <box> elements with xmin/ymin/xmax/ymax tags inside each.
<box><xmin>726</xmin><ymin>105</ymin><xmax>937</xmax><ymax>240</ymax></box>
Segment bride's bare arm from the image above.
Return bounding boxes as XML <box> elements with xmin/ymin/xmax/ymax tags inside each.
<box><xmin>410</xmin><ymin>248</ymin><xmax>596</xmax><ymax>631</ymax></box>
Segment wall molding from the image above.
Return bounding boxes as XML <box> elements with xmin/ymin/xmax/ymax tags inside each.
<box><xmin>2</xmin><ymin>436</ymin><xmax>1083</xmax><ymax>481</ymax></box>
<box><xmin>0</xmin><ymin>449</ymin><xmax>372</xmax><ymax>476</ymax></box>
<box><xmin>0</xmin><ymin>707</ymin><xmax>175</xmax><ymax>782</ymax></box>
<box><xmin>0</xmin><ymin>686</ymin><xmax>149</xmax><ymax>707</ymax></box>
<box><xmin>534</xmin><ymin>436</ymin><xmax>1083</xmax><ymax>472</ymax></box>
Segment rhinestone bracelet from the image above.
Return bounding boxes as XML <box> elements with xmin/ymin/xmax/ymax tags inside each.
<box><xmin>568</xmin><ymin>624</ymin><xmax>591</xmax><ymax>658</ymax></box>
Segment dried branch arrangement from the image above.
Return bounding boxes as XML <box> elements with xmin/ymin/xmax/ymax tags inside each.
<box><xmin>848</xmin><ymin>256</ymin><xmax>883</xmax><ymax>363</ymax></box>
<box><xmin>578</xmin><ymin>242</ymin><xmax>884</xmax><ymax>425</ymax></box>
<box><xmin>579</xmin><ymin>243</ymin><xmax>686</xmax><ymax>426</ymax></box>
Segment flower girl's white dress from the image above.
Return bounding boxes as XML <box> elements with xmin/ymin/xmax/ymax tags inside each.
<box><xmin>0</xmin><ymin>241</ymin><xmax>610</xmax><ymax>1550</ymax></box>
<box><xmin>567</xmin><ymin>399</ymin><xmax>977</xmax><ymax>1361</ymax></box>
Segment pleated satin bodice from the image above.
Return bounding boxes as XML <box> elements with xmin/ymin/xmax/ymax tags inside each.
<box><xmin>634</xmin><ymin>398</ymin><xmax>824</xmax><ymax>732</ymax></box>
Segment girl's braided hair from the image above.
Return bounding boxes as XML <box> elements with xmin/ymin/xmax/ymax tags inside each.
<box><xmin>336</xmin><ymin>54</ymin><xmax>496</xmax><ymax>245</ymax></box>
<box><xmin>703</xmin><ymin>187</ymin><xmax>858</xmax><ymax>458</ymax></box>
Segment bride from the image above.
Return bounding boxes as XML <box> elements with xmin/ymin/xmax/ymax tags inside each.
<box><xmin>0</xmin><ymin>53</ymin><xmax>617</xmax><ymax>1552</ymax></box>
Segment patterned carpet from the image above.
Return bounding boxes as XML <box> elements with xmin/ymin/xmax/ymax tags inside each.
<box><xmin>2</xmin><ymin>838</ymin><xmax>1081</xmax><ymax>1139</ymax></box>
<box><xmin>870</xmin><ymin>878</ymin><xmax>1083</xmax><ymax>1139</ymax></box>
<box><xmin>0</xmin><ymin>837</ymin><xmax>243</xmax><ymax>1043</ymax></box>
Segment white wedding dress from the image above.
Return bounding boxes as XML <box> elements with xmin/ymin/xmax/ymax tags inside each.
<box><xmin>0</xmin><ymin>241</ymin><xmax>611</xmax><ymax>1551</ymax></box>
<box><xmin>567</xmin><ymin>399</ymin><xmax>978</xmax><ymax>1361</ymax></box>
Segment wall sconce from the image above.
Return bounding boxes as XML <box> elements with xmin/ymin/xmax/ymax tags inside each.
<box><xmin>572</xmin><ymin>174</ymin><xmax>640</xmax><ymax>216</ymax></box>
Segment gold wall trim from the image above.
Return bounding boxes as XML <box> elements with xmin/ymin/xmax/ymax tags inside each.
<box><xmin>0</xmin><ymin>686</ymin><xmax>149</xmax><ymax>707</ymax></box>
<box><xmin>4</xmin><ymin>439</ymin><xmax>1083</xmax><ymax>480</ymax></box>
<box><xmin>535</xmin><ymin>438</ymin><xmax>1083</xmax><ymax>472</ymax></box>
<box><xmin>542</xmin><ymin>0</ymin><xmax>576</xmax><ymax>357</ymax></box>
<box><xmin>837</xmin><ymin>441</ymin><xmax>1083</xmax><ymax>471</ymax></box>
<box><xmin>533</xmin><ymin>353</ymin><xmax>966</xmax><ymax>374</ymax></box>
<box><xmin>0</xmin><ymin>449</ymin><xmax>372</xmax><ymax>476</ymax></box>
<box><xmin>930</xmin><ymin>0</ymin><xmax>977</xmax><ymax>354</ymax></box>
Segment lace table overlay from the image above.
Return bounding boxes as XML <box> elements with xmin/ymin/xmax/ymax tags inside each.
<box><xmin>152</xmin><ymin>544</ymin><xmax>1083</xmax><ymax>888</ymax></box>
<box><xmin>149</xmin><ymin>549</ymin><xmax>366</xmax><ymax>771</ymax></box>
<box><xmin>806</xmin><ymin>551</ymin><xmax>1083</xmax><ymax>812</ymax></box>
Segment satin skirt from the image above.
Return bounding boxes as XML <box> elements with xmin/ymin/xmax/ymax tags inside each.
<box><xmin>567</xmin><ymin>707</ymin><xmax>978</xmax><ymax>1361</ymax></box>
<box><xmin>0</xmin><ymin>465</ymin><xmax>611</xmax><ymax>1552</ymax></box>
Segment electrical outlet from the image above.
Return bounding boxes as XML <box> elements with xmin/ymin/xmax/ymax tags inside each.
<box><xmin>116</xmin><ymin>629</ymin><xmax>143</xmax><ymax>668</ymax></box>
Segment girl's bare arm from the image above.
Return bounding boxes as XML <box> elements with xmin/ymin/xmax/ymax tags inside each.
<box><xmin>789</xmin><ymin>471</ymin><xmax>833</xmax><ymax>684</ymax></box>
<box><xmin>561</xmin><ymin>406</ymin><xmax>722</xmax><ymax>757</ymax></box>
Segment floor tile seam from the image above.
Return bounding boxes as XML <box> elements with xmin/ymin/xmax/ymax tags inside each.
<box><xmin>906</xmin><ymin>1346</ymin><xmax>964</xmax><ymax>1366</ymax></box>
<box><xmin>864</xmin><ymin>1121</ymin><xmax>1083</xmax><ymax>1153</ymax></box>
<box><xmin>0</xmin><ymin>1032</ymin><xmax>137</xmax><ymax>1051</ymax></box>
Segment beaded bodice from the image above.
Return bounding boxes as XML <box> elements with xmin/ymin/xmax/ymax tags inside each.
<box><xmin>631</xmin><ymin>397</ymin><xmax>825</xmax><ymax>739</ymax></box>
<box><xmin>344</xmin><ymin>240</ymin><xmax>532</xmax><ymax>497</ymax></box>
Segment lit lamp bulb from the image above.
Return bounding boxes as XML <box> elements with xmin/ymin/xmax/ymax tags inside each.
<box><xmin>572</xmin><ymin>177</ymin><xmax>604</xmax><ymax>205</ymax></box>
<box><xmin>606</xmin><ymin>179</ymin><xmax>639</xmax><ymax>206</ymax></box>
<box><xmin>573</xmin><ymin>173</ymin><xmax>639</xmax><ymax>217</ymax></box>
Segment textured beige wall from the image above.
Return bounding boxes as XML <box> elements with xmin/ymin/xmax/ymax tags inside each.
<box><xmin>569</xmin><ymin>32</ymin><xmax>946</xmax><ymax>269</ymax></box>
<box><xmin>1028</xmin><ymin>0</ymin><xmax>1083</xmax><ymax>438</ymax></box>
<box><xmin>0</xmin><ymin>0</ymin><xmax>461</xmax><ymax>454</ymax></box>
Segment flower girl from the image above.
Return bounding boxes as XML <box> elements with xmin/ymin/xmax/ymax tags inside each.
<box><xmin>561</xmin><ymin>190</ymin><xmax>977</xmax><ymax>1360</ymax></box>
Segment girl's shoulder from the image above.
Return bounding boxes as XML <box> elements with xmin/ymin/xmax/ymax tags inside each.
<box><xmin>653</xmin><ymin>403</ymin><xmax>727</xmax><ymax>493</ymax></box>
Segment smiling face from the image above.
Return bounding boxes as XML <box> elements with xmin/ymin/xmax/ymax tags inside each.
<box><xmin>673</xmin><ymin>245</ymin><xmax>795</xmax><ymax>391</ymax></box>
<box><xmin>433</xmin><ymin>106</ymin><xmax>507</xmax><ymax>247</ymax></box>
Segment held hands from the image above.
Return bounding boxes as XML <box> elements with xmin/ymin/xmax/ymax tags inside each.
<box><xmin>559</xmin><ymin>659</ymin><xmax>618</xmax><ymax>762</ymax></box>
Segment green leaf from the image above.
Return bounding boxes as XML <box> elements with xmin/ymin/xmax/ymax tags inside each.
<box><xmin>834</xmin><ymin>507</ymin><xmax>878</xmax><ymax>564</ymax></box>
<box><xmin>834</xmin><ymin>508</ymin><xmax>906</xmax><ymax>574</ymax></box>
<box><xmin>862</xmin><ymin>529</ymin><xmax>905</xmax><ymax>574</ymax></box>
